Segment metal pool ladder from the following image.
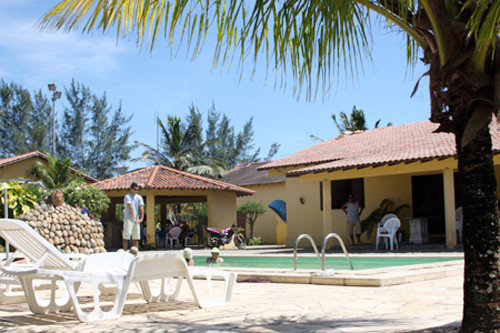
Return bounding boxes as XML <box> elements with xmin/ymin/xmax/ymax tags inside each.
<box><xmin>293</xmin><ymin>233</ymin><xmax>354</xmax><ymax>271</ymax></box>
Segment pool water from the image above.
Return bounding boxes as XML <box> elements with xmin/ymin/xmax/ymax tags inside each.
<box><xmin>193</xmin><ymin>256</ymin><xmax>461</xmax><ymax>270</ymax></box>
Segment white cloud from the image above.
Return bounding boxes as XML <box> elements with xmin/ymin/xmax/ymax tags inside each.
<box><xmin>0</xmin><ymin>12</ymin><xmax>128</xmax><ymax>83</ymax></box>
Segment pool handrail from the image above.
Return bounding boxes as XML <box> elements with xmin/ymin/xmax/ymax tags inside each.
<box><xmin>293</xmin><ymin>234</ymin><xmax>321</xmax><ymax>271</ymax></box>
<box><xmin>321</xmin><ymin>233</ymin><xmax>354</xmax><ymax>270</ymax></box>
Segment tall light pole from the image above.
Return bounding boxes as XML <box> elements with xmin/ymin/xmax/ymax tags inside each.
<box><xmin>48</xmin><ymin>83</ymin><xmax>61</xmax><ymax>156</ymax></box>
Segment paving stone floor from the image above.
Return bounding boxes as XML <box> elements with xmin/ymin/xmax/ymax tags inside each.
<box><xmin>0</xmin><ymin>274</ymin><xmax>462</xmax><ymax>332</ymax></box>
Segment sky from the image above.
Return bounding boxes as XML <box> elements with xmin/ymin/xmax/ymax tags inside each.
<box><xmin>0</xmin><ymin>0</ymin><xmax>431</xmax><ymax>170</ymax></box>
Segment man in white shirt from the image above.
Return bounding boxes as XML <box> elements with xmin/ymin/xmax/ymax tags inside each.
<box><xmin>342</xmin><ymin>194</ymin><xmax>364</xmax><ymax>244</ymax></box>
<box><xmin>122</xmin><ymin>182</ymin><xmax>144</xmax><ymax>250</ymax></box>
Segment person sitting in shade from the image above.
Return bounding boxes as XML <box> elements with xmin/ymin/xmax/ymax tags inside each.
<box><xmin>74</xmin><ymin>203</ymin><xmax>95</xmax><ymax>220</ymax></box>
<box><xmin>206</xmin><ymin>247</ymin><xmax>224</xmax><ymax>263</ymax></box>
<box><xmin>183</xmin><ymin>248</ymin><xmax>194</xmax><ymax>266</ymax></box>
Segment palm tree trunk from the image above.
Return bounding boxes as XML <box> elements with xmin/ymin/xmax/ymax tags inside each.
<box><xmin>454</xmin><ymin>110</ymin><xmax>500</xmax><ymax>332</ymax></box>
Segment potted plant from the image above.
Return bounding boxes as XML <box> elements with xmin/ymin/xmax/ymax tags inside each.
<box><xmin>360</xmin><ymin>199</ymin><xmax>409</xmax><ymax>238</ymax></box>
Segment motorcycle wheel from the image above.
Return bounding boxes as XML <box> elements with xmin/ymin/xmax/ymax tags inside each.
<box><xmin>207</xmin><ymin>236</ymin><xmax>214</xmax><ymax>248</ymax></box>
<box><xmin>234</xmin><ymin>234</ymin><xmax>246</xmax><ymax>249</ymax></box>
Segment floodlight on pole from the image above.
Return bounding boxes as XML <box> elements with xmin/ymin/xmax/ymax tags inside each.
<box><xmin>48</xmin><ymin>83</ymin><xmax>61</xmax><ymax>156</ymax></box>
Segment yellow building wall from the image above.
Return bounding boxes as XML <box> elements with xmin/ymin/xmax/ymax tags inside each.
<box><xmin>1</xmin><ymin>156</ymin><xmax>94</xmax><ymax>185</ymax></box>
<box><xmin>0</xmin><ymin>157</ymin><xmax>46</xmax><ymax>180</ymax></box>
<box><xmin>495</xmin><ymin>165</ymin><xmax>500</xmax><ymax>195</ymax></box>
<box><xmin>235</xmin><ymin>182</ymin><xmax>285</xmax><ymax>244</ymax></box>
<box><xmin>362</xmin><ymin>175</ymin><xmax>413</xmax><ymax>243</ymax></box>
<box><xmin>285</xmin><ymin>177</ymin><xmax>324</xmax><ymax>247</ymax></box>
<box><xmin>207</xmin><ymin>191</ymin><xmax>237</xmax><ymax>230</ymax></box>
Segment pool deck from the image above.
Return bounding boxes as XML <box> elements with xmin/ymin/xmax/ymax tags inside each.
<box><xmin>0</xmin><ymin>245</ymin><xmax>464</xmax><ymax>332</ymax></box>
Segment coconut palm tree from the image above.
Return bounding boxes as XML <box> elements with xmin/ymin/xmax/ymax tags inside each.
<box><xmin>333</xmin><ymin>106</ymin><xmax>369</xmax><ymax>133</ymax></box>
<box><xmin>136</xmin><ymin>116</ymin><xmax>225</xmax><ymax>177</ymax></box>
<box><xmin>30</xmin><ymin>155</ymin><xmax>80</xmax><ymax>189</ymax></box>
<box><xmin>40</xmin><ymin>1</ymin><xmax>500</xmax><ymax>331</ymax></box>
<box><xmin>136</xmin><ymin>116</ymin><xmax>199</xmax><ymax>171</ymax></box>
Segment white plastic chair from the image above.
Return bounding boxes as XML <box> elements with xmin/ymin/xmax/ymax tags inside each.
<box><xmin>380</xmin><ymin>213</ymin><xmax>397</xmax><ymax>227</ymax></box>
<box><xmin>167</xmin><ymin>226</ymin><xmax>182</xmax><ymax>248</ymax></box>
<box><xmin>376</xmin><ymin>217</ymin><xmax>401</xmax><ymax>251</ymax></box>
<box><xmin>456</xmin><ymin>207</ymin><xmax>463</xmax><ymax>243</ymax></box>
<box><xmin>0</xmin><ymin>218</ymin><xmax>136</xmax><ymax>322</ymax></box>
<box><xmin>184</xmin><ymin>228</ymin><xmax>195</xmax><ymax>247</ymax></box>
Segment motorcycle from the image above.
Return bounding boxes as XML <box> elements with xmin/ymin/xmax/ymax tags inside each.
<box><xmin>206</xmin><ymin>225</ymin><xmax>246</xmax><ymax>249</ymax></box>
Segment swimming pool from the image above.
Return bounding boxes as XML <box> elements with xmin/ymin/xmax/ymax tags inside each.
<box><xmin>193</xmin><ymin>255</ymin><xmax>461</xmax><ymax>270</ymax></box>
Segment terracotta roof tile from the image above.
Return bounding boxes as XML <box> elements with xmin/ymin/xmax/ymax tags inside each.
<box><xmin>0</xmin><ymin>151</ymin><xmax>48</xmax><ymax>168</ymax></box>
<box><xmin>93</xmin><ymin>165</ymin><xmax>255</xmax><ymax>197</ymax></box>
<box><xmin>220</xmin><ymin>161</ymin><xmax>285</xmax><ymax>186</ymax></box>
<box><xmin>260</xmin><ymin>120</ymin><xmax>500</xmax><ymax>176</ymax></box>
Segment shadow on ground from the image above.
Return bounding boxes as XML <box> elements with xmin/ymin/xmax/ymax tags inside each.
<box><xmin>0</xmin><ymin>309</ymin><xmax>462</xmax><ymax>333</ymax></box>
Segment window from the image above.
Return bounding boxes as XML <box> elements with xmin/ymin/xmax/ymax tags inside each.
<box><xmin>331</xmin><ymin>178</ymin><xmax>364</xmax><ymax>209</ymax></box>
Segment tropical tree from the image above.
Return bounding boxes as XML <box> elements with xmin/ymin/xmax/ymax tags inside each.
<box><xmin>203</xmin><ymin>103</ymin><xmax>280</xmax><ymax>170</ymax></box>
<box><xmin>237</xmin><ymin>201</ymin><xmax>267</xmax><ymax>239</ymax></box>
<box><xmin>0</xmin><ymin>80</ymin><xmax>52</xmax><ymax>156</ymax></box>
<box><xmin>30</xmin><ymin>155</ymin><xmax>81</xmax><ymax>189</ymax></box>
<box><xmin>137</xmin><ymin>104</ymin><xmax>280</xmax><ymax>177</ymax></box>
<box><xmin>332</xmin><ymin>105</ymin><xmax>392</xmax><ymax>134</ymax></box>
<box><xmin>333</xmin><ymin>106</ymin><xmax>369</xmax><ymax>133</ymax></box>
<box><xmin>136</xmin><ymin>116</ymin><xmax>204</xmax><ymax>171</ymax></box>
<box><xmin>58</xmin><ymin>79</ymin><xmax>134</xmax><ymax>179</ymax></box>
<box><xmin>58</xmin><ymin>79</ymin><xmax>90</xmax><ymax>167</ymax></box>
<box><xmin>40</xmin><ymin>1</ymin><xmax>500</xmax><ymax>331</ymax></box>
<box><xmin>85</xmin><ymin>93</ymin><xmax>134</xmax><ymax>179</ymax></box>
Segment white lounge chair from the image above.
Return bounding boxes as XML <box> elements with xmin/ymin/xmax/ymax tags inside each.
<box><xmin>376</xmin><ymin>217</ymin><xmax>401</xmax><ymax>251</ymax></box>
<box><xmin>0</xmin><ymin>219</ymin><xmax>237</xmax><ymax>322</ymax></box>
<box><xmin>0</xmin><ymin>254</ymin><xmax>26</xmax><ymax>304</ymax></box>
<box><xmin>0</xmin><ymin>249</ymin><xmax>86</xmax><ymax>305</ymax></box>
<box><xmin>0</xmin><ymin>218</ymin><xmax>136</xmax><ymax>322</ymax></box>
<box><xmin>132</xmin><ymin>252</ymin><xmax>237</xmax><ymax>308</ymax></box>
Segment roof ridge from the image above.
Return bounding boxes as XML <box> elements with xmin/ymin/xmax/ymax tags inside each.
<box><xmin>95</xmin><ymin>166</ymin><xmax>147</xmax><ymax>186</ymax></box>
<box><xmin>159</xmin><ymin>165</ymin><xmax>256</xmax><ymax>193</ymax></box>
<box><xmin>145</xmin><ymin>165</ymin><xmax>159</xmax><ymax>188</ymax></box>
<box><xmin>159</xmin><ymin>165</ymin><xmax>232</xmax><ymax>189</ymax></box>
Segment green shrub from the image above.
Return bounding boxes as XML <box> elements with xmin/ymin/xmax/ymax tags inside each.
<box><xmin>0</xmin><ymin>181</ymin><xmax>47</xmax><ymax>218</ymax></box>
<box><xmin>246</xmin><ymin>237</ymin><xmax>261</xmax><ymax>246</ymax></box>
<box><xmin>62</xmin><ymin>181</ymin><xmax>110</xmax><ymax>220</ymax></box>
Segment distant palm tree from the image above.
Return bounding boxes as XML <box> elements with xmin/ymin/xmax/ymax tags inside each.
<box><xmin>136</xmin><ymin>116</ymin><xmax>199</xmax><ymax>170</ymax></box>
<box><xmin>332</xmin><ymin>106</ymin><xmax>392</xmax><ymax>134</ymax></box>
<box><xmin>136</xmin><ymin>116</ymin><xmax>224</xmax><ymax>177</ymax></box>
<box><xmin>332</xmin><ymin>106</ymin><xmax>369</xmax><ymax>133</ymax></box>
<box><xmin>311</xmin><ymin>106</ymin><xmax>391</xmax><ymax>142</ymax></box>
<box><xmin>30</xmin><ymin>156</ymin><xmax>80</xmax><ymax>189</ymax></box>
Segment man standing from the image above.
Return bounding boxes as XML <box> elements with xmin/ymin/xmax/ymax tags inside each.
<box><xmin>342</xmin><ymin>194</ymin><xmax>363</xmax><ymax>244</ymax></box>
<box><xmin>123</xmin><ymin>182</ymin><xmax>144</xmax><ymax>250</ymax></box>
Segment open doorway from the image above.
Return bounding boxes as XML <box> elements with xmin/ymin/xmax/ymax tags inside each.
<box><xmin>411</xmin><ymin>173</ymin><xmax>461</xmax><ymax>242</ymax></box>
